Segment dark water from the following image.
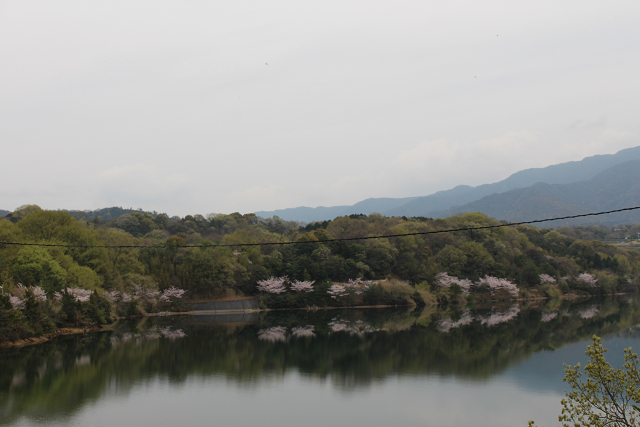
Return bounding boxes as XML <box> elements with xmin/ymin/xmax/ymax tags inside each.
<box><xmin>3</xmin><ymin>296</ymin><xmax>640</xmax><ymax>427</ymax></box>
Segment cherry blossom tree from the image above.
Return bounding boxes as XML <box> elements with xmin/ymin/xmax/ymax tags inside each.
<box><xmin>256</xmin><ymin>277</ymin><xmax>287</xmax><ymax>294</ymax></box>
<box><xmin>327</xmin><ymin>278</ymin><xmax>372</xmax><ymax>300</ymax></box>
<box><xmin>133</xmin><ymin>284</ymin><xmax>160</xmax><ymax>303</ymax></box>
<box><xmin>539</xmin><ymin>273</ymin><xmax>556</xmax><ymax>284</ymax></box>
<box><xmin>9</xmin><ymin>295</ymin><xmax>25</xmax><ymax>310</ymax></box>
<box><xmin>577</xmin><ymin>272</ymin><xmax>598</xmax><ymax>287</ymax></box>
<box><xmin>476</xmin><ymin>275</ymin><xmax>519</xmax><ymax>296</ymax></box>
<box><xmin>290</xmin><ymin>280</ymin><xmax>314</xmax><ymax>293</ymax></box>
<box><xmin>64</xmin><ymin>287</ymin><xmax>92</xmax><ymax>302</ymax></box>
<box><xmin>541</xmin><ymin>312</ymin><xmax>558</xmax><ymax>322</ymax></box>
<box><xmin>158</xmin><ymin>286</ymin><xmax>186</xmax><ymax>302</ymax></box>
<box><xmin>435</xmin><ymin>272</ymin><xmax>472</xmax><ymax>295</ymax></box>
<box><xmin>12</xmin><ymin>283</ymin><xmax>47</xmax><ymax>304</ymax></box>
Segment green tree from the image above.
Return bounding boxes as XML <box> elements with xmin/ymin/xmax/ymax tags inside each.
<box><xmin>11</xmin><ymin>246</ymin><xmax>67</xmax><ymax>292</ymax></box>
<box><xmin>529</xmin><ymin>336</ymin><xmax>640</xmax><ymax>427</ymax></box>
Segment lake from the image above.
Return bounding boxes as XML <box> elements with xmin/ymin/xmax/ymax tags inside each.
<box><xmin>2</xmin><ymin>296</ymin><xmax>640</xmax><ymax>427</ymax></box>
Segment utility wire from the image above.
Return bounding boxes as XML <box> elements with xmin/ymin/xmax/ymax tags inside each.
<box><xmin>1</xmin><ymin>206</ymin><xmax>639</xmax><ymax>249</ymax></box>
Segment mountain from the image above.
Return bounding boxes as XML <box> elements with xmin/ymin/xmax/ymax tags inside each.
<box><xmin>428</xmin><ymin>159</ymin><xmax>640</xmax><ymax>226</ymax></box>
<box><xmin>256</xmin><ymin>146</ymin><xmax>640</xmax><ymax>222</ymax></box>
<box><xmin>255</xmin><ymin>197</ymin><xmax>417</xmax><ymax>223</ymax></box>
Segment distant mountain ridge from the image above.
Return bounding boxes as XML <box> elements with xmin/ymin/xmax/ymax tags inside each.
<box><xmin>256</xmin><ymin>145</ymin><xmax>640</xmax><ymax>222</ymax></box>
<box><xmin>427</xmin><ymin>159</ymin><xmax>640</xmax><ymax>226</ymax></box>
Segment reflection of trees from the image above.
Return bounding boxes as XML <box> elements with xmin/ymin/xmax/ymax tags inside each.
<box><xmin>2</xmin><ymin>297</ymin><xmax>640</xmax><ymax>424</ymax></box>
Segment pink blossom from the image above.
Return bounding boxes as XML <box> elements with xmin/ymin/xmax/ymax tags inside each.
<box><xmin>327</xmin><ymin>278</ymin><xmax>372</xmax><ymax>299</ymax></box>
<box><xmin>53</xmin><ymin>292</ymin><xmax>62</xmax><ymax>302</ymax></box>
<box><xmin>232</xmin><ymin>250</ymin><xmax>241</xmax><ymax>256</ymax></box>
<box><xmin>256</xmin><ymin>277</ymin><xmax>287</xmax><ymax>294</ymax></box>
<box><xmin>13</xmin><ymin>284</ymin><xmax>47</xmax><ymax>302</ymax></box>
<box><xmin>9</xmin><ymin>296</ymin><xmax>24</xmax><ymax>310</ymax></box>
<box><xmin>31</xmin><ymin>286</ymin><xmax>47</xmax><ymax>302</ymax></box>
<box><xmin>435</xmin><ymin>272</ymin><xmax>472</xmax><ymax>295</ymax></box>
<box><xmin>541</xmin><ymin>312</ymin><xmax>558</xmax><ymax>322</ymax></box>
<box><xmin>539</xmin><ymin>274</ymin><xmax>556</xmax><ymax>284</ymax></box>
<box><xmin>577</xmin><ymin>273</ymin><xmax>598</xmax><ymax>287</ymax></box>
<box><xmin>290</xmin><ymin>280</ymin><xmax>314</xmax><ymax>293</ymax></box>
<box><xmin>65</xmin><ymin>287</ymin><xmax>92</xmax><ymax>302</ymax></box>
<box><xmin>133</xmin><ymin>284</ymin><xmax>160</xmax><ymax>303</ymax></box>
<box><xmin>159</xmin><ymin>286</ymin><xmax>186</xmax><ymax>302</ymax></box>
<box><xmin>14</xmin><ymin>284</ymin><xmax>27</xmax><ymax>298</ymax></box>
<box><xmin>476</xmin><ymin>276</ymin><xmax>519</xmax><ymax>297</ymax></box>
<box><xmin>105</xmin><ymin>290</ymin><xmax>121</xmax><ymax>302</ymax></box>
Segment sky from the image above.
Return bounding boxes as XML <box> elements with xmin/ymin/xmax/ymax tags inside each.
<box><xmin>2</xmin><ymin>1</ymin><xmax>640</xmax><ymax>217</ymax></box>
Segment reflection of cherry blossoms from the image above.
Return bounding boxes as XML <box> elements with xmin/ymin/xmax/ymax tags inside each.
<box><xmin>579</xmin><ymin>305</ymin><xmax>599</xmax><ymax>319</ymax></box>
<box><xmin>258</xmin><ymin>326</ymin><xmax>288</xmax><ymax>342</ymax></box>
<box><xmin>159</xmin><ymin>326</ymin><xmax>187</xmax><ymax>339</ymax></box>
<box><xmin>480</xmin><ymin>305</ymin><xmax>520</xmax><ymax>327</ymax></box>
<box><xmin>110</xmin><ymin>326</ymin><xmax>187</xmax><ymax>347</ymax></box>
<box><xmin>291</xmin><ymin>325</ymin><xmax>315</xmax><ymax>338</ymax></box>
<box><xmin>541</xmin><ymin>312</ymin><xmax>558</xmax><ymax>322</ymax></box>
<box><xmin>436</xmin><ymin>311</ymin><xmax>474</xmax><ymax>333</ymax></box>
<box><xmin>437</xmin><ymin>305</ymin><xmax>520</xmax><ymax>332</ymax></box>
<box><xmin>328</xmin><ymin>318</ymin><xmax>378</xmax><ymax>335</ymax></box>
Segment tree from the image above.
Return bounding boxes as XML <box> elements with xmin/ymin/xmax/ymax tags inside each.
<box><xmin>529</xmin><ymin>335</ymin><xmax>640</xmax><ymax>427</ymax></box>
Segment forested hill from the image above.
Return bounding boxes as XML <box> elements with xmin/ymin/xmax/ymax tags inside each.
<box><xmin>2</xmin><ymin>206</ymin><xmax>640</xmax><ymax>305</ymax></box>
<box><xmin>428</xmin><ymin>159</ymin><xmax>640</xmax><ymax>226</ymax></box>
<box><xmin>256</xmin><ymin>145</ymin><xmax>640</xmax><ymax>222</ymax></box>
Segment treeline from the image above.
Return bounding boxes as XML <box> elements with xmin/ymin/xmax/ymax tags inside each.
<box><xmin>1</xmin><ymin>204</ymin><xmax>640</xmax><ymax>339</ymax></box>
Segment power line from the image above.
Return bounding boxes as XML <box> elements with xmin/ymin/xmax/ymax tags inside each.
<box><xmin>1</xmin><ymin>206</ymin><xmax>639</xmax><ymax>249</ymax></box>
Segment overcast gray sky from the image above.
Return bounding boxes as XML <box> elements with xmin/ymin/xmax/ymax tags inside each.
<box><xmin>2</xmin><ymin>1</ymin><xmax>639</xmax><ymax>216</ymax></box>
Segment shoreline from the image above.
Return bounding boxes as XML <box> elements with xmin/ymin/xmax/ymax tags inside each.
<box><xmin>0</xmin><ymin>293</ymin><xmax>619</xmax><ymax>349</ymax></box>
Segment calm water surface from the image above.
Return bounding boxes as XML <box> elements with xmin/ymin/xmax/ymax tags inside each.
<box><xmin>3</xmin><ymin>296</ymin><xmax>640</xmax><ymax>427</ymax></box>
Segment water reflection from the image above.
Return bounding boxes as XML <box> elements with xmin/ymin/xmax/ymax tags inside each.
<box><xmin>2</xmin><ymin>296</ymin><xmax>640</xmax><ymax>426</ymax></box>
